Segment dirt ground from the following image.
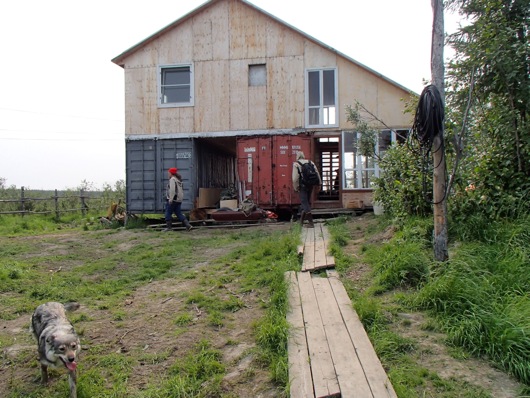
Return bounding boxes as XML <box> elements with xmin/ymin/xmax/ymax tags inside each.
<box><xmin>0</xmin><ymin>216</ymin><xmax>525</xmax><ymax>397</ymax></box>
<box><xmin>1</xmin><ymin>224</ymin><xmax>286</xmax><ymax>398</ymax></box>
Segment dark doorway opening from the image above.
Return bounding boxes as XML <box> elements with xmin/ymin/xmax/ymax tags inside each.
<box><xmin>315</xmin><ymin>137</ymin><xmax>340</xmax><ymax>203</ymax></box>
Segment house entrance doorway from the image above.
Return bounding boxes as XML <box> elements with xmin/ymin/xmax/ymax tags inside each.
<box><xmin>314</xmin><ymin>137</ymin><xmax>340</xmax><ymax>207</ymax></box>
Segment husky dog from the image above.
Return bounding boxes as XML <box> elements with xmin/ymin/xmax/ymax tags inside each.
<box><xmin>30</xmin><ymin>302</ymin><xmax>81</xmax><ymax>398</ymax></box>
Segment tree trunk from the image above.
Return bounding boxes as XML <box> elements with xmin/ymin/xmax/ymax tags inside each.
<box><xmin>431</xmin><ymin>0</ymin><xmax>448</xmax><ymax>261</ymax></box>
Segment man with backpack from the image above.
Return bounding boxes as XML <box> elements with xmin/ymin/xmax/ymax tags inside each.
<box><xmin>292</xmin><ymin>151</ymin><xmax>321</xmax><ymax>228</ymax></box>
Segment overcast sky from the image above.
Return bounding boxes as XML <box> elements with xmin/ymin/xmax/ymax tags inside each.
<box><xmin>0</xmin><ymin>0</ymin><xmax>462</xmax><ymax>190</ymax></box>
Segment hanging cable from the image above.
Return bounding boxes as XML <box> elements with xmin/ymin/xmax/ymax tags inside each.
<box><xmin>412</xmin><ymin>84</ymin><xmax>447</xmax><ymax>205</ymax></box>
<box><xmin>412</xmin><ymin>84</ymin><xmax>444</xmax><ymax>151</ymax></box>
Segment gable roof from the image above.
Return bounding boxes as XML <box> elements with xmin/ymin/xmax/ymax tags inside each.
<box><xmin>111</xmin><ymin>0</ymin><xmax>414</xmax><ymax>94</ymax></box>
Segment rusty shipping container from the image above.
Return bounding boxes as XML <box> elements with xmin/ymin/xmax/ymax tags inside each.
<box><xmin>236</xmin><ymin>134</ymin><xmax>312</xmax><ymax>212</ymax></box>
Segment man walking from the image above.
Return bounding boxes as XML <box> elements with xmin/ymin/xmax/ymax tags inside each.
<box><xmin>292</xmin><ymin>151</ymin><xmax>321</xmax><ymax>228</ymax></box>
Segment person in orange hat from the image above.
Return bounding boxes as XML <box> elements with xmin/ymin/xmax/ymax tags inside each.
<box><xmin>164</xmin><ymin>167</ymin><xmax>193</xmax><ymax>231</ymax></box>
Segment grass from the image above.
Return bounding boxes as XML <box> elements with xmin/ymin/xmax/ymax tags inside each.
<box><xmin>0</xmin><ymin>215</ymin><xmax>297</xmax><ymax>397</ymax></box>
<box><xmin>328</xmin><ymin>213</ymin><xmax>530</xmax><ymax>397</ymax></box>
<box><xmin>412</xmin><ymin>218</ymin><xmax>530</xmax><ymax>386</ymax></box>
<box><xmin>2</xmin><ymin>211</ymin><xmax>528</xmax><ymax>397</ymax></box>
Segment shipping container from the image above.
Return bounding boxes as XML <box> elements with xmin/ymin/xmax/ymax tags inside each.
<box><xmin>126</xmin><ymin>135</ymin><xmax>239</xmax><ymax>213</ymax></box>
<box><xmin>236</xmin><ymin>134</ymin><xmax>313</xmax><ymax>214</ymax></box>
<box><xmin>126</xmin><ymin>132</ymin><xmax>350</xmax><ymax>218</ymax></box>
<box><xmin>126</xmin><ymin>138</ymin><xmax>197</xmax><ymax>213</ymax></box>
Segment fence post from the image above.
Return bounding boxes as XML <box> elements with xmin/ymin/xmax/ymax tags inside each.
<box><xmin>21</xmin><ymin>186</ymin><xmax>25</xmax><ymax>217</ymax></box>
<box><xmin>55</xmin><ymin>189</ymin><xmax>59</xmax><ymax>220</ymax></box>
<box><xmin>80</xmin><ymin>189</ymin><xmax>86</xmax><ymax>217</ymax></box>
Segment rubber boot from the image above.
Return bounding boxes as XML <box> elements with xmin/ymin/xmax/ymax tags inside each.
<box><xmin>183</xmin><ymin>219</ymin><xmax>193</xmax><ymax>231</ymax></box>
<box><xmin>304</xmin><ymin>212</ymin><xmax>314</xmax><ymax>228</ymax></box>
<box><xmin>299</xmin><ymin>211</ymin><xmax>306</xmax><ymax>226</ymax></box>
<box><xmin>163</xmin><ymin>220</ymin><xmax>172</xmax><ymax>232</ymax></box>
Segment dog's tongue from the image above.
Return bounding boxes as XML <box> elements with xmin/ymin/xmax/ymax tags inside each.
<box><xmin>65</xmin><ymin>361</ymin><xmax>77</xmax><ymax>371</ymax></box>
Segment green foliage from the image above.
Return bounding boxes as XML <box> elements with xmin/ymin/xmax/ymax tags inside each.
<box><xmin>345</xmin><ymin>103</ymin><xmax>379</xmax><ymax>158</ymax></box>
<box><xmin>412</xmin><ymin>214</ymin><xmax>530</xmax><ymax>385</ymax></box>
<box><xmin>328</xmin><ymin>214</ymin><xmax>530</xmax><ymax>395</ymax></box>
<box><xmin>365</xmin><ymin>220</ymin><xmax>432</xmax><ymax>292</ymax></box>
<box><xmin>446</xmin><ymin>0</ymin><xmax>530</xmax><ymax>221</ymax></box>
<box><xmin>372</xmin><ymin>142</ymin><xmax>433</xmax><ymax>218</ymax></box>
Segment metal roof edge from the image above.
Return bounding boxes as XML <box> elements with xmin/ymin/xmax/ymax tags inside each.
<box><xmin>125</xmin><ymin>128</ymin><xmax>307</xmax><ymax>141</ymax></box>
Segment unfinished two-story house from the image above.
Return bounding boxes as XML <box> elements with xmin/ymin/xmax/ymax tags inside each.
<box><xmin>111</xmin><ymin>0</ymin><xmax>414</xmax><ymax>218</ymax></box>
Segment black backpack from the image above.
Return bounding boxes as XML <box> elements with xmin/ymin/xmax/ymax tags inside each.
<box><xmin>298</xmin><ymin>161</ymin><xmax>320</xmax><ymax>187</ymax></box>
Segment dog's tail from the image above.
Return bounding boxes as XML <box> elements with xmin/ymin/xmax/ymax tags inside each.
<box><xmin>64</xmin><ymin>302</ymin><xmax>80</xmax><ymax>312</ymax></box>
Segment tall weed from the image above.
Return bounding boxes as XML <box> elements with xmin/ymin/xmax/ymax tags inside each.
<box><xmin>414</xmin><ymin>214</ymin><xmax>530</xmax><ymax>385</ymax></box>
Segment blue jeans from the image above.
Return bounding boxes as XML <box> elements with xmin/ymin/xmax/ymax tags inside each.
<box><xmin>165</xmin><ymin>201</ymin><xmax>186</xmax><ymax>222</ymax></box>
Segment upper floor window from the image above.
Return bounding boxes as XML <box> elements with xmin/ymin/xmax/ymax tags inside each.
<box><xmin>158</xmin><ymin>64</ymin><xmax>194</xmax><ymax>107</ymax></box>
<box><xmin>306</xmin><ymin>68</ymin><xmax>338</xmax><ymax>128</ymax></box>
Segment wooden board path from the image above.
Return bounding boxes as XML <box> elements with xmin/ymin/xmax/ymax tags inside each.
<box><xmin>287</xmin><ymin>223</ymin><xmax>397</xmax><ymax>398</ymax></box>
<box><xmin>297</xmin><ymin>222</ymin><xmax>335</xmax><ymax>272</ymax></box>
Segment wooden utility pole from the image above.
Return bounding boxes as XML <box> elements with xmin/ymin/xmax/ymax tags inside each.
<box><xmin>431</xmin><ymin>0</ymin><xmax>448</xmax><ymax>261</ymax></box>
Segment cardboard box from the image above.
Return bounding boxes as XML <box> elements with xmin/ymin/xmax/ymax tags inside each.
<box><xmin>219</xmin><ymin>199</ymin><xmax>238</xmax><ymax>210</ymax></box>
<box><xmin>198</xmin><ymin>188</ymin><xmax>222</xmax><ymax>208</ymax></box>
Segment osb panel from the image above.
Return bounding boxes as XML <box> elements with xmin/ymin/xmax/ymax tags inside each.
<box><xmin>229</xmin><ymin>0</ymin><xmax>268</xmax><ymax>59</ymax></box>
<box><xmin>304</xmin><ymin>40</ymin><xmax>337</xmax><ymax>68</ymax></box>
<box><xmin>267</xmin><ymin>56</ymin><xmax>305</xmax><ymax>129</ymax></box>
<box><xmin>159</xmin><ymin>108</ymin><xmax>194</xmax><ymax>134</ymax></box>
<box><xmin>123</xmin><ymin>46</ymin><xmax>158</xmax><ymax>69</ymax></box>
<box><xmin>157</xmin><ymin>20</ymin><xmax>193</xmax><ymax>64</ymax></box>
<box><xmin>209</xmin><ymin>1</ymin><xmax>230</xmax><ymax>61</ymax></box>
<box><xmin>229</xmin><ymin>59</ymin><xmax>249</xmax><ymax>130</ymax></box>
<box><xmin>337</xmin><ymin>57</ymin><xmax>412</xmax><ymax>129</ymax></box>
<box><xmin>125</xmin><ymin>68</ymin><xmax>158</xmax><ymax>135</ymax></box>
<box><xmin>337</xmin><ymin>57</ymin><xmax>379</xmax><ymax>128</ymax></box>
<box><xmin>374</xmin><ymin>80</ymin><xmax>414</xmax><ymax>128</ymax></box>
<box><xmin>191</xmin><ymin>1</ymin><xmax>229</xmax><ymax>62</ymax></box>
<box><xmin>194</xmin><ymin>60</ymin><xmax>230</xmax><ymax>132</ymax></box>
<box><xmin>192</xmin><ymin>18</ymin><xmax>214</xmax><ymax>62</ymax></box>
<box><xmin>248</xmin><ymin>86</ymin><xmax>267</xmax><ymax>129</ymax></box>
<box><xmin>266</xmin><ymin>20</ymin><xmax>304</xmax><ymax>58</ymax></box>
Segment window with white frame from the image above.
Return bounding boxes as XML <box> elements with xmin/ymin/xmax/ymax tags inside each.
<box><xmin>342</xmin><ymin>129</ymin><xmax>409</xmax><ymax>189</ymax></box>
<box><xmin>159</xmin><ymin>64</ymin><xmax>194</xmax><ymax>107</ymax></box>
<box><xmin>306</xmin><ymin>68</ymin><xmax>338</xmax><ymax>128</ymax></box>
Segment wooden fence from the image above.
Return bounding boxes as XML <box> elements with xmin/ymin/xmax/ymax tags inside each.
<box><xmin>0</xmin><ymin>187</ymin><xmax>121</xmax><ymax>218</ymax></box>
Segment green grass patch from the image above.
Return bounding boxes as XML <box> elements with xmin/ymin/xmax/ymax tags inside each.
<box><xmin>328</xmin><ymin>214</ymin><xmax>529</xmax><ymax>396</ymax></box>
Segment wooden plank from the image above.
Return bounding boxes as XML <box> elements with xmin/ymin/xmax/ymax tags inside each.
<box><xmin>312</xmin><ymin>277</ymin><xmax>373</xmax><ymax>397</ymax></box>
<box><xmin>326</xmin><ymin>270</ymin><xmax>398</xmax><ymax>398</ymax></box>
<box><xmin>298</xmin><ymin>272</ymin><xmax>340</xmax><ymax>398</ymax></box>
<box><xmin>321</xmin><ymin>225</ymin><xmax>336</xmax><ymax>267</ymax></box>
<box><xmin>297</xmin><ymin>227</ymin><xmax>308</xmax><ymax>256</ymax></box>
<box><xmin>285</xmin><ymin>272</ymin><xmax>314</xmax><ymax>398</ymax></box>
<box><xmin>302</xmin><ymin>229</ymin><xmax>316</xmax><ymax>271</ymax></box>
<box><xmin>313</xmin><ymin>226</ymin><xmax>329</xmax><ymax>270</ymax></box>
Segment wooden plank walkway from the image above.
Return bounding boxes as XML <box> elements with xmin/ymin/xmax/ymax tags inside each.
<box><xmin>297</xmin><ymin>223</ymin><xmax>335</xmax><ymax>272</ymax></box>
<box><xmin>287</xmin><ymin>223</ymin><xmax>397</xmax><ymax>398</ymax></box>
